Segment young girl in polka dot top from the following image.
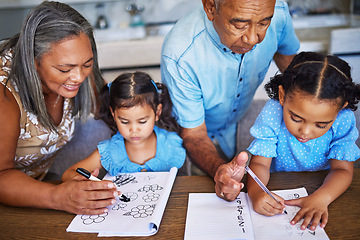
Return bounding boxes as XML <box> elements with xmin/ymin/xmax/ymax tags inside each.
<box><xmin>246</xmin><ymin>52</ymin><xmax>360</xmax><ymax>232</ymax></box>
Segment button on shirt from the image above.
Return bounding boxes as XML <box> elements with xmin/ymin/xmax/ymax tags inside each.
<box><xmin>161</xmin><ymin>1</ymin><xmax>300</xmax><ymax>158</ymax></box>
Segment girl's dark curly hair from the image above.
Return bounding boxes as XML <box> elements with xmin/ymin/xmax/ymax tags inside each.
<box><xmin>96</xmin><ymin>71</ymin><xmax>180</xmax><ymax>134</ymax></box>
<box><xmin>265</xmin><ymin>51</ymin><xmax>360</xmax><ymax>111</ymax></box>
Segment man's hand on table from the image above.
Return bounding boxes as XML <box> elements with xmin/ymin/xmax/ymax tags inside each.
<box><xmin>214</xmin><ymin>151</ymin><xmax>248</xmax><ymax>201</ymax></box>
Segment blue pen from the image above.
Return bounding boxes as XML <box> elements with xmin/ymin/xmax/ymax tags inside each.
<box><xmin>76</xmin><ymin>167</ymin><xmax>130</xmax><ymax>202</ymax></box>
<box><xmin>245</xmin><ymin>166</ymin><xmax>287</xmax><ymax>214</ymax></box>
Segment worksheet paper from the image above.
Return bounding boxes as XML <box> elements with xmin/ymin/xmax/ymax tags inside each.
<box><xmin>184</xmin><ymin>187</ymin><xmax>329</xmax><ymax>240</ymax></box>
<box><xmin>66</xmin><ymin>167</ymin><xmax>177</xmax><ymax>237</ymax></box>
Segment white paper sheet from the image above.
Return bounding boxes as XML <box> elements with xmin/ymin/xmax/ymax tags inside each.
<box><xmin>249</xmin><ymin>188</ymin><xmax>330</xmax><ymax>240</ymax></box>
<box><xmin>184</xmin><ymin>187</ymin><xmax>329</xmax><ymax>240</ymax></box>
<box><xmin>66</xmin><ymin>167</ymin><xmax>177</xmax><ymax>237</ymax></box>
<box><xmin>184</xmin><ymin>192</ymin><xmax>254</xmax><ymax>240</ymax></box>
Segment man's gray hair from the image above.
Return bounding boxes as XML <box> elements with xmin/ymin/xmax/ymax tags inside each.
<box><xmin>213</xmin><ymin>0</ymin><xmax>225</xmax><ymax>11</ymax></box>
<box><xmin>1</xmin><ymin>1</ymin><xmax>103</xmax><ymax>132</ymax></box>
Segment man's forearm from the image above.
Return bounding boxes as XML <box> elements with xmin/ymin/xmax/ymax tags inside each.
<box><xmin>273</xmin><ymin>52</ymin><xmax>295</xmax><ymax>73</ymax></box>
<box><xmin>182</xmin><ymin>134</ymin><xmax>226</xmax><ymax>177</ymax></box>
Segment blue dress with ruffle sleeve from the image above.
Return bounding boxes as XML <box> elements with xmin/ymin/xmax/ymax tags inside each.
<box><xmin>98</xmin><ymin>125</ymin><xmax>186</xmax><ymax>175</ymax></box>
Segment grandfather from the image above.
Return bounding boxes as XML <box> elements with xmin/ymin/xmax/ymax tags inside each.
<box><xmin>161</xmin><ymin>0</ymin><xmax>300</xmax><ymax>200</ymax></box>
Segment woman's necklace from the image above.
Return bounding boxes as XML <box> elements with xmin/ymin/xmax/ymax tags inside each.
<box><xmin>46</xmin><ymin>94</ymin><xmax>61</xmax><ymax>108</ymax></box>
<box><xmin>53</xmin><ymin>94</ymin><xmax>61</xmax><ymax>107</ymax></box>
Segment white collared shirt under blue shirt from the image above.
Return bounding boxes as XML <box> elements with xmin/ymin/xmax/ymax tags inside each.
<box><xmin>161</xmin><ymin>1</ymin><xmax>300</xmax><ymax>158</ymax></box>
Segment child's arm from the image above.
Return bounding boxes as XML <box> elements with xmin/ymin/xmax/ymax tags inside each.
<box><xmin>247</xmin><ymin>155</ymin><xmax>286</xmax><ymax>216</ymax></box>
<box><xmin>62</xmin><ymin>149</ymin><xmax>103</xmax><ymax>182</ymax></box>
<box><xmin>285</xmin><ymin>159</ymin><xmax>354</xmax><ymax>231</ymax></box>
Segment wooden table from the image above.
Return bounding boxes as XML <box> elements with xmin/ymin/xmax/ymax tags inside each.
<box><xmin>1</xmin><ymin>169</ymin><xmax>359</xmax><ymax>239</ymax></box>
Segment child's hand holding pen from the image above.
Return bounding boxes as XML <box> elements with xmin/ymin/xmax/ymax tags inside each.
<box><xmin>250</xmin><ymin>189</ymin><xmax>286</xmax><ymax>216</ymax></box>
<box><xmin>245</xmin><ymin>166</ymin><xmax>287</xmax><ymax>216</ymax></box>
<box><xmin>245</xmin><ymin>157</ymin><xmax>287</xmax><ymax>216</ymax></box>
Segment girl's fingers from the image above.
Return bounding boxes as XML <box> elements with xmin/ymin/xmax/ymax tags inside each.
<box><xmin>291</xmin><ymin>210</ymin><xmax>328</xmax><ymax>231</ymax></box>
<box><xmin>284</xmin><ymin>198</ymin><xmax>301</xmax><ymax>206</ymax></box>
<box><xmin>308</xmin><ymin>212</ymin><xmax>322</xmax><ymax>231</ymax></box>
<box><xmin>255</xmin><ymin>197</ymin><xmax>285</xmax><ymax>216</ymax></box>
<box><xmin>320</xmin><ymin>212</ymin><xmax>328</xmax><ymax>228</ymax></box>
<box><xmin>300</xmin><ymin>212</ymin><xmax>316</xmax><ymax>230</ymax></box>
<box><xmin>290</xmin><ymin>208</ymin><xmax>306</xmax><ymax>225</ymax></box>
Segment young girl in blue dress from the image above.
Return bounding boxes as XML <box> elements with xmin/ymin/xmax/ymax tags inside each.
<box><xmin>246</xmin><ymin>52</ymin><xmax>360</xmax><ymax>231</ymax></box>
<box><xmin>62</xmin><ymin>72</ymin><xmax>185</xmax><ymax>179</ymax></box>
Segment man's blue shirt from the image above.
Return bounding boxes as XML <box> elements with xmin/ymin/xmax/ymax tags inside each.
<box><xmin>161</xmin><ymin>1</ymin><xmax>300</xmax><ymax>158</ymax></box>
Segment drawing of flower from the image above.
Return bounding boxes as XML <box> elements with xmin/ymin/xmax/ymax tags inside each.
<box><xmin>144</xmin><ymin>175</ymin><xmax>156</xmax><ymax>181</ymax></box>
<box><xmin>142</xmin><ymin>193</ymin><xmax>160</xmax><ymax>202</ymax></box>
<box><xmin>124</xmin><ymin>204</ymin><xmax>155</xmax><ymax>218</ymax></box>
<box><xmin>81</xmin><ymin>212</ymin><xmax>108</xmax><ymax>225</ymax></box>
<box><xmin>112</xmin><ymin>203</ymin><xmax>127</xmax><ymax>211</ymax></box>
<box><xmin>138</xmin><ymin>184</ymin><xmax>163</xmax><ymax>193</ymax></box>
<box><xmin>120</xmin><ymin>192</ymin><xmax>138</xmax><ymax>202</ymax></box>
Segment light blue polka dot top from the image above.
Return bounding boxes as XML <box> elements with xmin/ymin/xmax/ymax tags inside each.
<box><xmin>247</xmin><ymin>99</ymin><xmax>360</xmax><ymax>172</ymax></box>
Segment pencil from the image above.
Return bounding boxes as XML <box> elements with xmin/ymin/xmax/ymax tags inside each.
<box><xmin>245</xmin><ymin>166</ymin><xmax>287</xmax><ymax>214</ymax></box>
